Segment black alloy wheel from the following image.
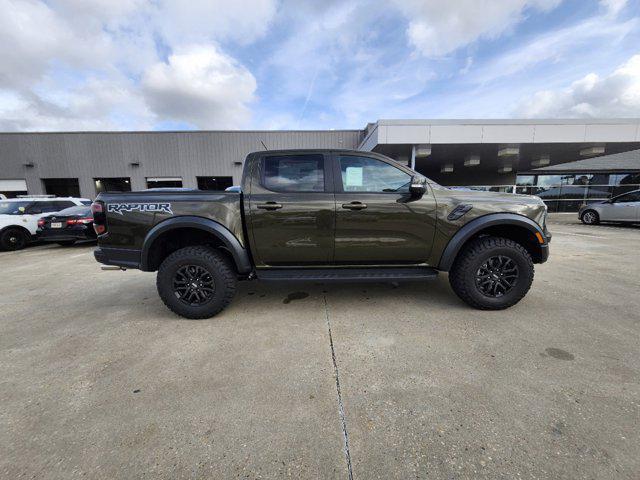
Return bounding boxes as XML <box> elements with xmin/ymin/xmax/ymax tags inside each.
<box><xmin>0</xmin><ymin>228</ymin><xmax>28</xmax><ymax>251</ymax></box>
<box><xmin>449</xmin><ymin>236</ymin><xmax>534</xmax><ymax>310</ymax></box>
<box><xmin>156</xmin><ymin>246</ymin><xmax>237</xmax><ymax>319</ymax></box>
<box><xmin>173</xmin><ymin>265</ymin><xmax>216</xmax><ymax>306</ymax></box>
<box><xmin>475</xmin><ymin>255</ymin><xmax>519</xmax><ymax>298</ymax></box>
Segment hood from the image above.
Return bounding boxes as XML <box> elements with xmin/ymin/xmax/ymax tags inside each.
<box><xmin>441</xmin><ymin>188</ymin><xmax>543</xmax><ymax>206</ymax></box>
<box><xmin>432</xmin><ymin>186</ymin><xmax>547</xmax><ymax>227</ymax></box>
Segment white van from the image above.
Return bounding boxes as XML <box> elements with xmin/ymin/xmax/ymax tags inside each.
<box><xmin>0</xmin><ymin>196</ymin><xmax>91</xmax><ymax>250</ymax></box>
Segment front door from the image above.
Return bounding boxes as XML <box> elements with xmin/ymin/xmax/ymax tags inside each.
<box><xmin>248</xmin><ymin>153</ymin><xmax>335</xmax><ymax>266</ymax></box>
<box><xmin>333</xmin><ymin>154</ymin><xmax>437</xmax><ymax>264</ymax></box>
<box><xmin>602</xmin><ymin>191</ymin><xmax>640</xmax><ymax>221</ymax></box>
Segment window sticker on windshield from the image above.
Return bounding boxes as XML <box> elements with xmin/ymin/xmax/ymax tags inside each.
<box><xmin>345</xmin><ymin>167</ymin><xmax>363</xmax><ymax>187</ymax></box>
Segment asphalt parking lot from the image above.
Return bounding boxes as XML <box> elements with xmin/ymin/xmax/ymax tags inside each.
<box><xmin>1</xmin><ymin>215</ymin><xmax>639</xmax><ymax>479</ymax></box>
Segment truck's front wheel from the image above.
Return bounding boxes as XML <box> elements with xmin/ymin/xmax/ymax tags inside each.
<box><xmin>156</xmin><ymin>246</ymin><xmax>237</xmax><ymax>319</ymax></box>
<box><xmin>449</xmin><ymin>236</ymin><xmax>534</xmax><ymax>310</ymax></box>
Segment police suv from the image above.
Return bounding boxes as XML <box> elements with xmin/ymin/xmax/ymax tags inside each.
<box><xmin>0</xmin><ymin>196</ymin><xmax>91</xmax><ymax>250</ymax></box>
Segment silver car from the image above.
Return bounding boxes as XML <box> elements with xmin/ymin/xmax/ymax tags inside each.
<box><xmin>579</xmin><ymin>189</ymin><xmax>640</xmax><ymax>225</ymax></box>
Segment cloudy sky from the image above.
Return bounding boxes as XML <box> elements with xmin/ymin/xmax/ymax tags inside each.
<box><xmin>1</xmin><ymin>0</ymin><xmax>639</xmax><ymax>131</ymax></box>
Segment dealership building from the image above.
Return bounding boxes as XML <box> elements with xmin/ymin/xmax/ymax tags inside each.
<box><xmin>1</xmin><ymin>118</ymin><xmax>639</xmax><ymax>212</ymax></box>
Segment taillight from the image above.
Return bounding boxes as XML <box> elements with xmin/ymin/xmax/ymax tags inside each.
<box><xmin>67</xmin><ymin>217</ymin><xmax>93</xmax><ymax>225</ymax></box>
<box><xmin>91</xmin><ymin>201</ymin><xmax>107</xmax><ymax>235</ymax></box>
<box><xmin>37</xmin><ymin>218</ymin><xmax>45</xmax><ymax>228</ymax></box>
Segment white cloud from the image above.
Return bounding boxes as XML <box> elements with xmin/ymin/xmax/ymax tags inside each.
<box><xmin>0</xmin><ymin>0</ymin><xmax>276</xmax><ymax>130</ymax></box>
<box><xmin>471</xmin><ymin>15</ymin><xmax>638</xmax><ymax>85</ymax></box>
<box><xmin>392</xmin><ymin>0</ymin><xmax>562</xmax><ymax>57</ymax></box>
<box><xmin>0</xmin><ymin>0</ymin><xmax>90</xmax><ymax>88</ymax></box>
<box><xmin>142</xmin><ymin>45</ymin><xmax>257</xmax><ymax>128</ymax></box>
<box><xmin>0</xmin><ymin>76</ymin><xmax>153</xmax><ymax>131</ymax></box>
<box><xmin>516</xmin><ymin>54</ymin><xmax>640</xmax><ymax>117</ymax></box>
<box><xmin>600</xmin><ymin>0</ymin><xmax>627</xmax><ymax>15</ymax></box>
<box><xmin>155</xmin><ymin>0</ymin><xmax>277</xmax><ymax>46</ymax></box>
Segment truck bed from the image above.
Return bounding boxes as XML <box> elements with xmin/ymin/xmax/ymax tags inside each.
<box><xmin>95</xmin><ymin>190</ymin><xmax>245</xmax><ymax>252</ymax></box>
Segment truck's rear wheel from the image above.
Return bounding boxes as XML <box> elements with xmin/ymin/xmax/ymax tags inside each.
<box><xmin>156</xmin><ymin>246</ymin><xmax>237</xmax><ymax>319</ymax></box>
<box><xmin>449</xmin><ymin>236</ymin><xmax>534</xmax><ymax>310</ymax></box>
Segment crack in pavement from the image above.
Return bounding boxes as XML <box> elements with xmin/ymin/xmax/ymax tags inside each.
<box><xmin>323</xmin><ymin>294</ymin><xmax>354</xmax><ymax>480</ymax></box>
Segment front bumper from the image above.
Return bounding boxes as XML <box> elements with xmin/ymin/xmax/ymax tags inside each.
<box><xmin>539</xmin><ymin>243</ymin><xmax>549</xmax><ymax>263</ymax></box>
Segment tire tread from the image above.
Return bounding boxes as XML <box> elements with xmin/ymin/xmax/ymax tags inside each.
<box><xmin>156</xmin><ymin>246</ymin><xmax>236</xmax><ymax>319</ymax></box>
<box><xmin>449</xmin><ymin>236</ymin><xmax>534</xmax><ymax>310</ymax></box>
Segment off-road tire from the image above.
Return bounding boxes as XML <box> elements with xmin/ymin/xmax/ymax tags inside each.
<box><xmin>0</xmin><ymin>228</ymin><xmax>29</xmax><ymax>251</ymax></box>
<box><xmin>449</xmin><ymin>236</ymin><xmax>534</xmax><ymax>310</ymax></box>
<box><xmin>156</xmin><ymin>246</ymin><xmax>237</xmax><ymax>319</ymax></box>
<box><xmin>581</xmin><ymin>210</ymin><xmax>599</xmax><ymax>225</ymax></box>
<box><xmin>56</xmin><ymin>240</ymin><xmax>76</xmax><ymax>246</ymax></box>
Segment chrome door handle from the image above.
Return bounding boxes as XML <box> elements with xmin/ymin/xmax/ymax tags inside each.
<box><xmin>342</xmin><ymin>202</ymin><xmax>367</xmax><ymax>210</ymax></box>
<box><xmin>257</xmin><ymin>202</ymin><xmax>283</xmax><ymax>210</ymax></box>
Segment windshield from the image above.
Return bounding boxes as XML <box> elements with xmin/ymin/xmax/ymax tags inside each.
<box><xmin>0</xmin><ymin>201</ymin><xmax>31</xmax><ymax>215</ymax></box>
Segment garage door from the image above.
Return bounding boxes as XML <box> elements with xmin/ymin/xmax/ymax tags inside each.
<box><xmin>0</xmin><ymin>179</ymin><xmax>27</xmax><ymax>191</ymax></box>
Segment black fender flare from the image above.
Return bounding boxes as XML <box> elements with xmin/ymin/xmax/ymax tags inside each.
<box><xmin>140</xmin><ymin>216</ymin><xmax>252</xmax><ymax>273</ymax></box>
<box><xmin>438</xmin><ymin>213</ymin><xmax>546</xmax><ymax>271</ymax></box>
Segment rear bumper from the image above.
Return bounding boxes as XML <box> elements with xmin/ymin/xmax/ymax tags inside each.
<box><xmin>94</xmin><ymin>247</ymin><xmax>141</xmax><ymax>269</ymax></box>
<box><xmin>37</xmin><ymin>229</ymin><xmax>96</xmax><ymax>242</ymax></box>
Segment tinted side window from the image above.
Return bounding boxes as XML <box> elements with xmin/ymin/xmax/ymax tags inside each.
<box><xmin>339</xmin><ymin>156</ymin><xmax>411</xmax><ymax>193</ymax></box>
<box><xmin>614</xmin><ymin>191</ymin><xmax>640</xmax><ymax>202</ymax></box>
<box><xmin>263</xmin><ymin>155</ymin><xmax>324</xmax><ymax>192</ymax></box>
<box><xmin>40</xmin><ymin>202</ymin><xmax>61</xmax><ymax>213</ymax></box>
<box><xmin>36</xmin><ymin>201</ymin><xmax>74</xmax><ymax>213</ymax></box>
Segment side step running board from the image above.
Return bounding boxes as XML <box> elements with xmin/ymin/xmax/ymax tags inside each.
<box><xmin>256</xmin><ymin>267</ymin><xmax>438</xmax><ymax>282</ymax></box>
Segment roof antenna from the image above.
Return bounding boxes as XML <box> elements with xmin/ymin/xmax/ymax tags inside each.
<box><xmin>260</xmin><ymin>140</ymin><xmax>269</xmax><ymax>151</ymax></box>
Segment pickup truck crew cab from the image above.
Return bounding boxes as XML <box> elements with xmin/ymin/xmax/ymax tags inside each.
<box><xmin>92</xmin><ymin>149</ymin><xmax>550</xmax><ymax>318</ymax></box>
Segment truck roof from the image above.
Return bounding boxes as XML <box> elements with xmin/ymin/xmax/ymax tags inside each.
<box><xmin>247</xmin><ymin>148</ymin><xmax>379</xmax><ymax>156</ymax></box>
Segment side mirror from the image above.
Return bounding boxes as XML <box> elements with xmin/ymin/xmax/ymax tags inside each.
<box><xmin>410</xmin><ymin>175</ymin><xmax>427</xmax><ymax>197</ymax></box>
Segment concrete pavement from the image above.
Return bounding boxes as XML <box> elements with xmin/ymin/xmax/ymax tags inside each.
<box><xmin>1</xmin><ymin>216</ymin><xmax>639</xmax><ymax>479</ymax></box>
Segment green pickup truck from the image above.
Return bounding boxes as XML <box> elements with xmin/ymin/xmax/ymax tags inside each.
<box><xmin>92</xmin><ymin>149</ymin><xmax>550</xmax><ymax>319</ymax></box>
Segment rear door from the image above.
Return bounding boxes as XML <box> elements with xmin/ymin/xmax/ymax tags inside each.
<box><xmin>247</xmin><ymin>152</ymin><xmax>335</xmax><ymax>266</ymax></box>
<box><xmin>332</xmin><ymin>153</ymin><xmax>437</xmax><ymax>264</ymax></box>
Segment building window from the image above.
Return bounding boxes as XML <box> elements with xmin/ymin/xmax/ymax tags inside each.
<box><xmin>94</xmin><ymin>178</ymin><xmax>132</xmax><ymax>193</ymax></box>
<box><xmin>146</xmin><ymin>177</ymin><xmax>183</xmax><ymax>189</ymax></box>
<box><xmin>0</xmin><ymin>179</ymin><xmax>28</xmax><ymax>198</ymax></box>
<box><xmin>514</xmin><ymin>171</ymin><xmax>640</xmax><ymax>212</ymax></box>
<box><xmin>197</xmin><ymin>176</ymin><xmax>233</xmax><ymax>191</ymax></box>
<box><xmin>42</xmin><ymin>178</ymin><xmax>80</xmax><ymax>197</ymax></box>
<box><xmin>515</xmin><ymin>175</ymin><xmax>536</xmax><ymax>186</ymax></box>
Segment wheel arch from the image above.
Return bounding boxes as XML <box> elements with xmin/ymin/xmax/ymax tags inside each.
<box><xmin>580</xmin><ymin>208</ymin><xmax>599</xmax><ymax>219</ymax></box>
<box><xmin>438</xmin><ymin>213</ymin><xmax>547</xmax><ymax>271</ymax></box>
<box><xmin>0</xmin><ymin>224</ymin><xmax>32</xmax><ymax>239</ymax></box>
<box><xmin>141</xmin><ymin>216</ymin><xmax>252</xmax><ymax>274</ymax></box>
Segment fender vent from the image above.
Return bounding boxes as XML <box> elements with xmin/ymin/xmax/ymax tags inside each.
<box><xmin>447</xmin><ymin>204</ymin><xmax>473</xmax><ymax>221</ymax></box>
